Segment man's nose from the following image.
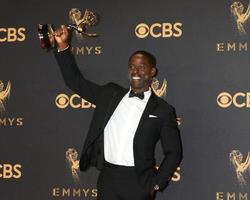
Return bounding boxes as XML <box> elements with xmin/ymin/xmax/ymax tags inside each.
<box><xmin>132</xmin><ymin>67</ymin><xmax>139</xmax><ymax>74</ymax></box>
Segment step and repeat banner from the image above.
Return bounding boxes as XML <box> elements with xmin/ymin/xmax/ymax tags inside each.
<box><xmin>0</xmin><ymin>0</ymin><xmax>249</xmax><ymax>200</ymax></box>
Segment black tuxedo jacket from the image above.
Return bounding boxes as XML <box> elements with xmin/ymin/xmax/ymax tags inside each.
<box><xmin>54</xmin><ymin>49</ymin><xmax>182</xmax><ymax>192</ymax></box>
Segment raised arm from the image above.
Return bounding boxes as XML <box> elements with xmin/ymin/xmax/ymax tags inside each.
<box><xmin>52</xmin><ymin>25</ymin><xmax>101</xmax><ymax>105</ymax></box>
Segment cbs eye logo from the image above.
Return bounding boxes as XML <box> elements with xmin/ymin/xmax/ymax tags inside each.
<box><xmin>217</xmin><ymin>92</ymin><xmax>250</xmax><ymax>108</ymax></box>
<box><xmin>135</xmin><ymin>22</ymin><xmax>182</xmax><ymax>38</ymax></box>
<box><xmin>55</xmin><ymin>93</ymin><xmax>96</xmax><ymax>109</ymax></box>
<box><xmin>217</xmin><ymin>92</ymin><xmax>233</xmax><ymax>108</ymax></box>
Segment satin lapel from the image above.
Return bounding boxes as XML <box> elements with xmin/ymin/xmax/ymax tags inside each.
<box><xmin>101</xmin><ymin>88</ymin><xmax>129</xmax><ymax>129</ymax></box>
<box><xmin>134</xmin><ymin>93</ymin><xmax>158</xmax><ymax>139</ymax></box>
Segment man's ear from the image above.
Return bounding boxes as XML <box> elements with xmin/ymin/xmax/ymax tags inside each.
<box><xmin>151</xmin><ymin>67</ymin><xmax>158</xmax><ymax>77</ymax></box>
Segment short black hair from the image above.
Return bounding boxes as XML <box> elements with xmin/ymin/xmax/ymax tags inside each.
<box><xmin>129</xmin><ymin>50</ymin><xmax>157</xmax><ymax>67</ymax></box>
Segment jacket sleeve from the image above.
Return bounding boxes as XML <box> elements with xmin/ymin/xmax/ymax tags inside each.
<box><xmin>54</xmin><ymin>48</ymin><xmax>101</xmax><ymax>105</ymax></box>
<box><xmin>155</xmin><ymin>106</ymin><xmax>183</xmax><ymax>191</ymax></box>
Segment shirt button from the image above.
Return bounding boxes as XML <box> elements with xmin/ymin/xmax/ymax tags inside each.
<box><xmin>154</xmin><ymin>185</ymin><xmax>160</xmax><ymax>191</ymax></box>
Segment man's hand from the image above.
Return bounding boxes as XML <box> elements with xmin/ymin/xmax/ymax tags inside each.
<box><xmin>49</xmin><ymin>25</ymin><xmax>70</xmax><ymax>51</ymax></box>
<box><xmin>149</xmin><ymin>188</ymin><xmax>157</xmax><ymax>200</ymax></box>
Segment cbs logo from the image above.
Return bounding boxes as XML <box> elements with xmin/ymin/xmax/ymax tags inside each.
<box><xmin>0</xmin><ymin>164</ymin><xmax>22</xmax><ymax>179</ymax></box>
<box><xmin>55</xmin><ymin>93</ymin><xmax>96</xmax><ymax>109</ymax></box>
<box><xmin>0</xmin><ymin>27</ymin><xmax>26</xmax><ymax>42</ymax></box>
<box><xmin>155</xmin><ymin>166</ymin><xmax>181</xmax><ymax>182</ymax></box>
<box><xmin>217</xmin><ymin>92</ymin><xmax>250</xmax><ymax>108</ymax></box>
<box><xmin>135</xmin><ymin>22</ymin><xmax>182</xmax><ymax>38</ymax></box>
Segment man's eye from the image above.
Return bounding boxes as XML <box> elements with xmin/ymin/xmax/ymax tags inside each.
<box><xmin>129</xmin><ymin>65</ymin><xmax>146</xmax><ymax>70</ymax></box>
<box><xmin>139</xmin><ymin>65</ymin><xmax>146</xmax><ymax>69</ymax></box>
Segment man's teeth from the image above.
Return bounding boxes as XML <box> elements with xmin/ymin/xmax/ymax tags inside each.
<box><xmin>132</xmin><ymin>77</ymin><xmax>140</xmax><ymax>80</ymax></box>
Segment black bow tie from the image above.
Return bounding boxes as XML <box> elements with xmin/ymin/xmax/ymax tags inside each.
<box><xmin>129</xmin><ymin>90</ymin><xmax>144</xmax><ymax>99</ymax></box>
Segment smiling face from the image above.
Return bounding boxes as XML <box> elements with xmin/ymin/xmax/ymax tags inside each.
<box><xmin>128</xmin><ymin>53</ymin><xmax>156</xmax><ymax>93</ymax></box>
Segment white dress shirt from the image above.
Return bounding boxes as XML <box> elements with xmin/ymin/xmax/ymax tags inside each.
<box><xmin>104</xmin><ymin>88</ymin><xmax>152</xmax><ymax>166</ymax></box>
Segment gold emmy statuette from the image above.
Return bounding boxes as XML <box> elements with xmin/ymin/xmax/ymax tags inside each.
<box><xmin>151</xmin><ymin>77</ymin><xmax>167</xmax><ymax>97</ymax></box>
<box><xmin>38</xmin><ymin>8</ymin><xmax>99</xmax><ymax>51</ymax></box>
<box><xmin>229</xmin><ymin>150</ymin><xmax>250</xmax><ymax>185</ymax></box>
<box><xmin>230</xmin><ymin>2</ymin><xmax>250</xmax><ymax>35</ymax></box>
<box><xmin>66</xmin><ymin>148</ymin><xmax>80</xmax><ymax>182</ymax></box>
<box><xmin>0</xmin><ymin>80</ymin><xmax>11</xmax><ymax>113</ymax></box>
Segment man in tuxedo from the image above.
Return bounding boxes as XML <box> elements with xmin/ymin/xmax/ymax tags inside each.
<box><xmin>51</xmin><ymin>26</ymin><xmax>182</xmax><ymax>200</ymax></box>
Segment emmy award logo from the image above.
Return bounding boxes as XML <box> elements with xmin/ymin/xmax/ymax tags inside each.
<box><xmin>38</xmin><ymin>8</ymin><xmax>99</xmax><ymax>51</ymax></box>
<box><xmin>231</xmin><ymin>1</ymin><xmax>250</xmax><ymax>36</ymax></box>
<box><xmin>151</xmin><ymin>78</ymin><xmax>167</xmax><ymax>97</ymax></box>
<box><xmin>229</xmin><ymin>150</ymin><xmax>250</xmax><ymax>185</ymax></box>
<box><xmin>69</xmin><ymin>8</ymin><xmax>99</xmax><ymax>38</ymax></box>
<box><xmin>65</xmin><ymin>148</ymin><xmax>80</xmax><ymax>183</ymax></box>
<box><xmin>0</xmin><ymin>80</ymin><xmax>11</xmax><ymax>113</ymax></box>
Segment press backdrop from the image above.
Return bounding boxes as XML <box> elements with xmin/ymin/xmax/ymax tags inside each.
<box><xmin>0</xmin><ymin>0</ymin><xmax>249</xmax><ymax>200</ymax></box>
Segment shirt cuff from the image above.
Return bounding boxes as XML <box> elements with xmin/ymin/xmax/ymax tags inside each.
<box><xmin>57</xmin><ymin>45</ymin><xmax>70</xmax><ymax>52</ymax></box>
